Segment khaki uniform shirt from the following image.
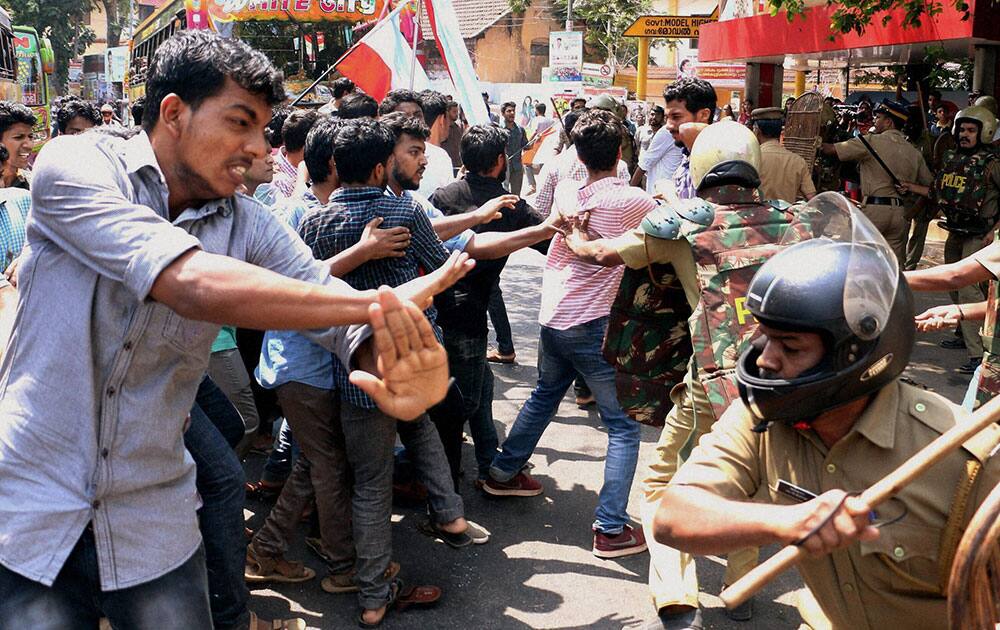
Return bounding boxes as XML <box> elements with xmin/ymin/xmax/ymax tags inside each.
<box><xmin>835</xmin><ymin>129</ymin><xmax>933</xmax><ymax>198</ymax></box>
<box><xmin>759</xmin><ymin>139</ymin><xmax>816</xmax><ymax>202</ymax></box>
<box><xmin>672</xmin><ymin>380</ymin><xmax>1000</xmax><ymax>630</ymax></box>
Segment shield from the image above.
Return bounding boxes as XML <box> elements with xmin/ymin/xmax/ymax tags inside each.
<box><xmin>783</xmin><ymin>92</ymin><xmax>824</xmax><ymax>171</ymax></box>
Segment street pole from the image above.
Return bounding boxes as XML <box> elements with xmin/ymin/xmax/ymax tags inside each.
<box><xmin>566</xmin><ymin>0</ymin><xmax>573</xmax><ymax>30</ymax></box>
<box><xmin>637</xmin><ymin>38</ymin><xmax>650</xmax><ymax>101</ymax></box>
<box><xmin>409</xmin><ymin>0</ymin><xmax>422</xmax><ymax>90</ymax></box>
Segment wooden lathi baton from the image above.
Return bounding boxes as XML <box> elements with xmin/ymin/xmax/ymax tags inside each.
<box><xmin>720</xmin><ymin>391</ymin><xmax>1000</xmax><ymax>609</ymax></box>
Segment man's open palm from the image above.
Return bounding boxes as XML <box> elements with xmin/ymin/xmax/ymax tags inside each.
<box><xmin>349</xmin><ymin>288</ymin><xmax>450</xmax><ymax>420</ymax></box>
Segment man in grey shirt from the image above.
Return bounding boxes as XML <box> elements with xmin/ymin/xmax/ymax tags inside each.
<box><xmin>0</xmin><ymin>31</ymin><xmax>469</xmax><ymax>630</ymax></box>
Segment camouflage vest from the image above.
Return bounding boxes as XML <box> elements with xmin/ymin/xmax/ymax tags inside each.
<box><xmin>975</xmin><ymin>272</ymin><xmax>1000</xmax><ymax>409</ymax></box>
<box><xmin>932</xmin><ymin>147</ymin><xmax>999</xmax><ymax>237</ymax></box>
<box><xmin>602</xmin><ymin>261</ymin><xmax>692</xmax><ymax>427</ymax></box>
<box><xmin>682</xmin><ymin>186</ymin><xmax>795</xmax><ymax>419</ymax></box>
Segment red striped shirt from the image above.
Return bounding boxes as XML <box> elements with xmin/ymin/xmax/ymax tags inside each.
<box><xmin>539</xmin><ymin>177</ymin><xmax>656</xmax><ymax>330</ymax></box>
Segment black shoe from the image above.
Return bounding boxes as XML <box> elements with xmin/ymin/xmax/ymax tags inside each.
<box><xmin>724</xmin><ymin>596</ymin><xmax>754</xmax><ymax>622</ymax></box>
<box><xmin>940</xmin><ymin>337</ymin><xmax>967</xmax><ymax>350</ymax></box>
<box><xmin>645</xmin><ymin>607</ymin><xmax>702</xmax><ymax>630</ymax></box>
<box><xmin>958</xmin><ymin>358</ymin><xmax>981</xmax><ymax>375</ymax></box>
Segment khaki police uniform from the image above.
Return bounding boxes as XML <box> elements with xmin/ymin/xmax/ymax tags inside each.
<box><xmin>611</xmin><ymin>226</ymin><xmax>759</xmax><ymax>611</ymax></box>
<box><xmin>671</xmin><ymin>380</ymin><xmax>1000</xmax><ymax>630</ymax></box>
<box><xmin>759</xmin><ymin>139</ymin><xmax>816</xmax><ymax>202</ymax></box>
<box><xmin>835</xmin><ymin>129</ymin><xmax>932</xmax><ymax>263</ymax></box>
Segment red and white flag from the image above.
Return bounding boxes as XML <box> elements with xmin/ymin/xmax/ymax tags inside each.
<box><xmin>336</xmin><ymin>2</ymin><xmax>429</xmax><ymax>102</ymax></box>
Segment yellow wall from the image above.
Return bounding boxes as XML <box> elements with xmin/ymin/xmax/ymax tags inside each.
<box><xmin>472</xmin><ymin>6</ymin><xmax>561</xmax><ymax>83</ymax></box>
<box><xmin>83</xmin><ymin>7</ymin><xmax>110</xmax><ymax>56</ymax></box>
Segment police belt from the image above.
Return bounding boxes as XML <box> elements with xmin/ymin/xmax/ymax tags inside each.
<box><xmin>862</xmin><ymin>196</ymin><xmax>903</xmax><ymax>207</ymax></box>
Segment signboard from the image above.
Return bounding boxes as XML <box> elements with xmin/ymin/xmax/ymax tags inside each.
<box><xmin>548</xmin><ymin>30</ymin><xmax>583</xmax><ymax>82</ymax></box>
<box><xmin>624</xmin><ymin>11</ymin><xmax>718</xmax><ymax>38</ymax></box>
<box><xmin>582</xmin><ymin>62</ymin><xmax>614</xmax><ymax>88</ymax></box>
<box><xmin>695</xmin><ymin>63</ymin><xmax>746</xmax><ymax>88</ymax></box>
<box><xmin>182</xmin><ymin>0</ymin><xmax>384</xmax><ymax>28</ymax></box>
<box><xmin>105</xmin><ymin>46</ymin><xmax>128</xmax><ymax>83</ymax></box>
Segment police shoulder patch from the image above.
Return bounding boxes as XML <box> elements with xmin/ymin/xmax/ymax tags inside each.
<box><xmin>641</xmin><ymin>204</ymin><xmax>683</xmax><ymax>240</ymax></box>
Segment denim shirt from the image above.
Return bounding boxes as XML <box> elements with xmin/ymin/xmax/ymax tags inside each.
<box><xmin>0</xmin><ymin>132</ymin><xmax>368</xmax><ymax>590</ymax></box>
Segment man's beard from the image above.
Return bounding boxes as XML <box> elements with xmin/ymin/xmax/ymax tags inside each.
<box><xmin>393</xmin><ymin>165</ymin><xmax>421</xmax><ymax>191</ymax></box>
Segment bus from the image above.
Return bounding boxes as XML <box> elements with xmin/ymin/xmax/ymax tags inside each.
<box><xmin>126</xmin><ymin>0</ymin><xmax>386</xmax><ymax>103</ymax></box>
<box><xmin>12</xmin><ymin>25</ymin><xmax>54</xmax><ymax>144</ymax></box>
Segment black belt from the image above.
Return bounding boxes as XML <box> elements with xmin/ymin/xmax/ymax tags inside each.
<box><xmin>863</xmin><ymin>196</ymin><xmax>902</xmax><ymax>207</ymax></box>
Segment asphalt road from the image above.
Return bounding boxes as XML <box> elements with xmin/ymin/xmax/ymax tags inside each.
<box><xmin>248</xmin><ymin>243</ymin><xmax>968</xmax><ymax>630</ymax></box>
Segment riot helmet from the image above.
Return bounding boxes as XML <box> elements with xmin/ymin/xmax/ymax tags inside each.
<box><xmin>735</xmin><ymin>192</ymin><xmax>914</xmax><ymax>431</ymax></box>
<box><xmin>689</xmin><ymin>119</ymin><xmax>761</xmax><ymax>192</ymax></box>
<box><xmin>953</xmin><ymin>105</ymin><xmax>998</xmax><ymax>145</ymax></box>
<box><xmin>974</xmin><ymin>95</ymin><xmax>998</xmax><ymax>117</ymax></box>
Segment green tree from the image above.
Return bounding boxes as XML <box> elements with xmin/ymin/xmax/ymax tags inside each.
<box><xmin>767</xmin><ymin>0</ymin><xmax>971</xmax><ymax>35</ymax></box>
<box><xmin>508</xmin><ymin>0</ymin><xmax>652</xmax><ymax>67</ymax></box>
<box><xmin>0</xmin><ymin>0</ymin><xmax>97</xmax><ymax>90</ymax></box>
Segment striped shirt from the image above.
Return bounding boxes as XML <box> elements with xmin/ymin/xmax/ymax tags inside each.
<box><xmin>298</xmin><ymin>186</ymin><xmax>449</xmax><ymax>408</ymax></box>
<box><xmin>534</xmin><ymin>145</ymin><xmax>631</xmax><ymax>217</ymax></box>
<box><xmin>539</xmin><ymin>177</ymin><xmax>655</xmax><ymax>330</ymax></box>
<box><xmin>271</xmin><ymin>148</ymin><xmax>298</xmax><ymax>199</ymax></box>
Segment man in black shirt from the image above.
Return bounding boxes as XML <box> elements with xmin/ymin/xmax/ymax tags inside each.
<box><xmin>431</xmin><ymin>125</ymin><xmax>552</xmax><ymax>485</ymax></box>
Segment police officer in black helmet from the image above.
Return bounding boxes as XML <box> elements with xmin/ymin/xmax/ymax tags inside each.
<box><xmin>652</xmin><ymin>192</ymin><xmax>1000</xmax><ymax>630</ymax></box>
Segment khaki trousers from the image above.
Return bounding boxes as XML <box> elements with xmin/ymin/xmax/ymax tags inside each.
<box><xmin>944</xmin><ymin>232</ymin><xmax>989</xmax><ymax>359</ymax></box>
<box><xmin>861</xmin><ymin>202</ymin><xmax>908</xmax><ymax>265</ymax></box>
<box><xmin>640</xmin><ymin>367</ymin><xmax>759</xmax><ymax>610</ymax></box>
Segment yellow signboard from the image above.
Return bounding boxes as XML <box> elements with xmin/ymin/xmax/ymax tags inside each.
<box><xmin>624</xmin><ymin>13</ymin><xmax>718</xmax><ymax>38</ymax></box>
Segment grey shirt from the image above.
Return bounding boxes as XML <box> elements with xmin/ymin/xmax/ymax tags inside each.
<box><xmin>0</xmin><ymin>131</ymin><xmax>367</xmax><ymax>590</ymax></box>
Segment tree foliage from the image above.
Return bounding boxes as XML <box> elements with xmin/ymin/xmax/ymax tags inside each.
<box><xmin>0</xmin><ymin>0</ymin><xmax>97</xmax><ymax>90</ymax></box>
<box><xmin>768</xmin><ymin>0</ymin><xmax>971</xmax><ymax>35</ymax></box>
<box><xmin>508</xmin><ymin>0</ymin><xmax>652</xmax><ymax>67</ymax></box>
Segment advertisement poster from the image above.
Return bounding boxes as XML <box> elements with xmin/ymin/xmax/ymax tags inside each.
<box><xmin>548</xmin><ymin>31</ymin><xmax>583</xmax><ymax>82</ymax></box>
<box><xmin>582</xmin><ymin>62</ymin><xmax>614</xmax><ymax>88</ymax></box>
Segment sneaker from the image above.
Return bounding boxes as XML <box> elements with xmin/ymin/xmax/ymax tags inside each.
<box><xmin>482</xmin><ymin>471</ymin><xmax>543</xmax><ymax>497</ymax></box>
<box><xmin>593</xmin><ymin>524</ymin><xmax>647</xmax><ymax>559</ymax></box>
<box><xmin>958</xmin><ymin>357</ymin><xmax>981</xmax><ymax>375</ymax></box>
<box><xmin>465</xmin><ymin>520</ymin><xmax>491</xmax><ymax>544</ymax></box>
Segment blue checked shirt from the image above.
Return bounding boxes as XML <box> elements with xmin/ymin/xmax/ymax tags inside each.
<box><xmin>0</xmin><ymin>187</ymin><xmax>31</xmax><ymax>269</ymax></box>
<box><xmin>298</xmin><ymin>186</ymin><xmax>450</xmax><ymax>408</ymax></box>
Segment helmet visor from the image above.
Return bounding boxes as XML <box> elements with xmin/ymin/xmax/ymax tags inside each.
<box><xmin>780</xmin><ymin>192</ymin><xmax>898</xmax><ymax>341</ymax></box>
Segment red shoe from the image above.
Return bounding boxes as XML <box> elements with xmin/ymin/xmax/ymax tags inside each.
<box><xmin>593</xmin><ymin>524</ymin><xmax>647</xmax><ymax>559</ymax></box>
<box><xmin>482</xmin><ymin>471</ymin><xmax>543</xmax><ymax>497</ymax></box>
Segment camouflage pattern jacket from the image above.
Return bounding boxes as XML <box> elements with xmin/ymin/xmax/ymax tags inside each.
<box><xmin>977</xmin><ymin>251</ymin><xmax>1000</xmax><ymax>409</ymax></box>
<box><xmin>644</xmin><ymin>184</ymin><xmax>797</xmax><ymax>420</ymax></box>
<box><xmin>932</xmin><ymin>145</ymin><xmax>1000</xmax><ymax>237</ymax></box>
<box><xmin>603</xmin><ymin>260</ymin><xmax>692</xmax><ymax>426</ymax></box>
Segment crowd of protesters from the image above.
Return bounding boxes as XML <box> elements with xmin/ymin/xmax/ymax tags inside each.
<box><xmin>2</xmin><ymin>25</ymin><xmax>1000</xmax><ymax>630</ymax></box>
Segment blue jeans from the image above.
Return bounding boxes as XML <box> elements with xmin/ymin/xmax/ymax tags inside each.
<box><xmin>490</xmin><ymin>317</ymin><xmax>641</xmax><ymax>534</ymax></box>
<box><xmin>443</xmin><ymin>329</ymin><xmax>499</xmax><ymax>479</ymax></box>
<box><xmin>488</xmin><ymin>279</ymin><xmax>515</xmax><ymax>355</ymax></box>
<box><xmin>0</xmin><ymin>529</ymin><xmax>211</xmax><ymax>629</ymax></box>
<box><xmin>186</xmin><ymin>399</ymin><xmax>249</xmax><ymax>629</ymax></box>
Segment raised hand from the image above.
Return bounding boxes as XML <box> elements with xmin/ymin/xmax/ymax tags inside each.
<box><xmin>914</xmin><ymin>304</ymin><xmax>961</xmax><ymax>332</ymax></box>
<box><xmin>349</xmin><ymin>287</ymin><xmax>450</xmax><ymax>421</ymax></box>
<box><xmin>396</xmin><ymin>250</ymin><xmax>475</xmax><ymax>310</ymax></box>
<box><xmin>474</xmin><ymin>194</ymin><xmax>519</xmax><ymax>224</ymax></box>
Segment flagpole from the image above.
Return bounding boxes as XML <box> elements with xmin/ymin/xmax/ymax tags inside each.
<box><xmin>289</xmin><ymin>0</ymin><xmax>413</xmax><ymax>108</ymax></box>
<box><xmin>408</xmin><ymin>0</ymin><xmax>422</xmax><ymax>90</ymax></box>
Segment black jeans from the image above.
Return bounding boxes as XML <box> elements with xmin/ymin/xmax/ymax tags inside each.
<box><xmin>188</xmin><ymin>377</ymin><xmax>249</xmax><ymax>629</ymax></box>
<box><xmin>487</xmin><ymin>279</ymin><xmax>515</xmax><ymax>355</ymax></box>
<box><xmin>0</xmin><ymin>529</ymin><xmax>211</xmax><ymax>629</ymax></box>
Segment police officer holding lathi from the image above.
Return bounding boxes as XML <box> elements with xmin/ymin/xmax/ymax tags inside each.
<box><xmin>562</xmin><ymin>120</ymin><xmax>804</xmax><ymax>629</ymax></box>
<box><xmin>653</xmin><ymin>196</ymin><xmax>1000</xmax><ymax>630</ymax></box>
<box><xmin>897</xmin><ymin>105</ymin><xmax>1000</xmax><ymax>374</ymax></box>
<box><xmin>821</xmin><ymin>99</ymin><xmax>932</xmax><ymax>264</ymax></box>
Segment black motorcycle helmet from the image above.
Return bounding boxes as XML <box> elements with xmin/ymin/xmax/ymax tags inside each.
<box><xmin>735</xmin><ymin>238</ymin><xmax>914</xmax><ymax>431</ymax></box>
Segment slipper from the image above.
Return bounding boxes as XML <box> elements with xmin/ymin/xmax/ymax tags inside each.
<box><xmin>248</xmin><ymin>611</ymin><xmax>307</xmax><ymax>630</ymax></box>
<box><xmin>357</xmin><ymin>578</ymin><xmax>402</xmax><ymax>629</ymax></box>
<box><xmin>322</xmin><ymin>561</ymin><xmax>401</xmax><ymax>594</ymax></box>
<box><xmin>486</xmin><ymin>349</ymin><xmax>516</xmax><ymax>364</ymax></box>
<box><xmin>245</xmin><ymin>546</ymin><xmax>315</xmax><ymax>584</ymax></box>
<box><xmin>395</xmin><ymin>584</ymin><xmax>442</xmax><ymax>612</ymax></box>
<box><xmin>245</xmin><ymin>480</ymin><xmax>283</xmax><ymax>501</ymax></box>
<box><xmin>418</xmin><ymin>519</ymin><xmax>472</xmax><ymax>548</ymax></box>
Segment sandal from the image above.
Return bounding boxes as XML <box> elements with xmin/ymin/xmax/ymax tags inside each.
<box><xmin>248</xmin><ymin>611</ymin><xmax>307</xmax><ymax>630</ymax></box>
<box><xmin>245</xmin><ymin>546</ymin><xmax>315</xmax><ymax>584</ymax></box>
<box><xmin>486</xmin><ymin>349</ymin><xmax>516</xmax><ymax>364</ymax></box>
<box><xmin>395</xmin><ymin>584</ymin><xmax>442</xmax><ymax>612</ymax></box>
<box><xmin>245</xmin><ymin>480</ymin><xmax>284</xmax><ymax>501</ymax></box>
<box><xmin>321</xmin><ymin>561</ymin><xmax>400</xmax><ymax>594</ymax></box>
<box><xmin>357</xmin><ymin>578</ymin><xmax>402</xmax><ymax>629</ymax></box>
